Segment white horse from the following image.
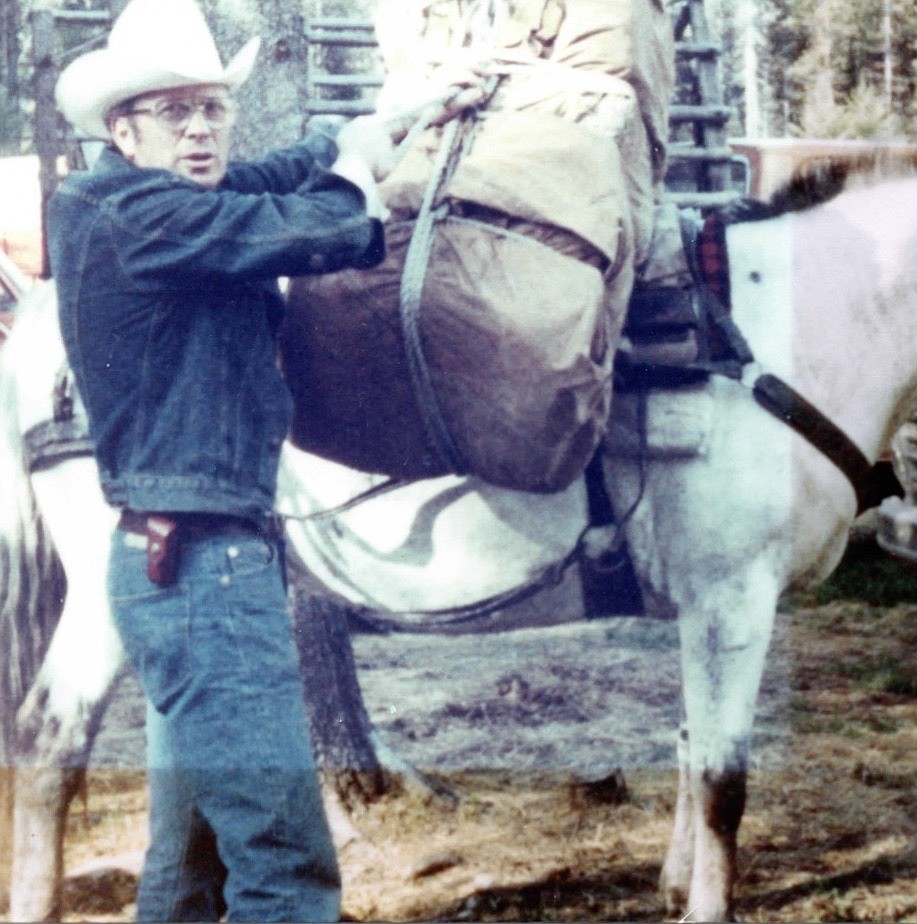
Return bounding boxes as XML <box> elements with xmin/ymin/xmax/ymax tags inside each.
<box><xmin>2</xmin><ymin>167</ymin><xmax>917</xmax><ymax>922</ymax></box>
<box><xmin>0</xmin><ymin>282</ymin><xmax>591</xmax><ymax>920</ymax></box>
<box><xmin>0</xmin><ymin>281</ymin><xmax>123</xmax><ymax>920</ymax></box>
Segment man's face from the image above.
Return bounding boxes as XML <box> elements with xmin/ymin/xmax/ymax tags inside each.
<box><xmin>110</xmin><ymin>84</ymin><xmax>235</xmax><ymax>187</ymax></box>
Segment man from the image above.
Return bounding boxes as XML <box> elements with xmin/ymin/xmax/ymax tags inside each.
<box><xmin>48</xmin><ymin>0</ymin><xmax>478</xmax><ymax>919</ymax></box>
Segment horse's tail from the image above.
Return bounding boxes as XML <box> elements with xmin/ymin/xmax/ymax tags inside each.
<box><xmin>0</xmin><ymin>283</ymin><xmax>66</xmax><ymax>762</ymax></box>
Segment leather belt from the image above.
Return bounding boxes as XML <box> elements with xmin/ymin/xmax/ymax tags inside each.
<box><xmin>118</xmin><ymin>509</ymin><xmax>267</xmax><ymax>540</ymax></box>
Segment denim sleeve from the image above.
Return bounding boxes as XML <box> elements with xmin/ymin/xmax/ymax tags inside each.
<box><xmin>103</xmin><ymin>163</ymin><xmax>385</xmax><ymax>282</ymax></box>
<box><xmin>222</xmin><ymin>133</ymin><xmax>339</xmax><ymax>195</ymax></box>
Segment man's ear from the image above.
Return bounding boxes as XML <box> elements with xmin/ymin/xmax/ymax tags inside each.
<box><xmin>110</xmin><ymin>117</ymin><xmax>138</xmax><ymax>162</ymax></box>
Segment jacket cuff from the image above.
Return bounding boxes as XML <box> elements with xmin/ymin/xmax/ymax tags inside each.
<box><xmin>354</xmin><ymin>218</ymin><xmax>386</xmax><ymax>268</ymax></box>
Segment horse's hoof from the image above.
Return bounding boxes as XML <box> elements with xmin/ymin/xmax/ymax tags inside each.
<box><xmin>662</xmin><ymin>886</ymin><xmax>688</xmax><ymax>920</ymax></box>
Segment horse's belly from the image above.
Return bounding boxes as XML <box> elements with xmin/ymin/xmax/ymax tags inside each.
<box><xmin>278</xmin><ymin>446</ymin><xmax>587</xmax><ymax>612</ymax></box>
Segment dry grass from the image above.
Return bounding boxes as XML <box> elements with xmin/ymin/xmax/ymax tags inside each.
<box><xmin>51</xmin><ymin>592</ymin><xmax>917</xmax><ymax>923</ymax></box>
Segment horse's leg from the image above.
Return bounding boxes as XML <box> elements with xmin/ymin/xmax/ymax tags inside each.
<box><xmin>0</xmin><ymin>767</ymin><xmax>13</xmax><ymax>909</ymax></box>
<box><xmin>660</xmin><ymin>722</ymin><xmax>694</xmax><ymax>913</ymax></box>
<box><xmin>10</xmin><ymin>767</ymin><xmax>85</xmax><ymax>922</ymax></box>
<box><xmin>13</xmin><ymin>617</ymin><xmax>123</xmax><ymax>924</ymax></box>
<box><xmin>673</xmin><ymin>563</ymin><xmax>779</xmax><ymax>922</ymax></box>
<box><xmin>11</xmin><ymin>459</ymin><xmax>123</xmax><ymax>922</ymax></box>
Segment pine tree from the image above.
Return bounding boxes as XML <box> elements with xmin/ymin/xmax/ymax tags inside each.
<box><xmin>760</xmin><ymin>0</ymin><xmax>916</xmax><ymax>139</ymax></box>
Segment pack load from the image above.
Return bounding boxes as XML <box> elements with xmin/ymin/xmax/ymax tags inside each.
<box><xmin>282</xmin><ymin>0</ymin><xmax>674</xmax><ymax>492</ymax></box>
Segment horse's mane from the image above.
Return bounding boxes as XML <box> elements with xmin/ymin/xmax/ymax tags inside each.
<box><xmin>722</xmin><ymin>146</ymin><xmax>917</xmax><ymax>225</ymax></box>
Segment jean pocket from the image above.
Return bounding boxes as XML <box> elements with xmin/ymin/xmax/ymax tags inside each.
<box><xmin>111</xmin><ymin>578</ymin><xmax>192</xmax><ymax>714</ymax></box>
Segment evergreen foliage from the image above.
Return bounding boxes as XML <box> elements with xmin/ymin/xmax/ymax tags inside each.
<box><xmin>759</xmin><ymin>0</ymin><xmax>917</xmax><ymax>139</ymax></box>
<box><xmin>0</xmin><ymin>1</ymin><xmax>915</xmax><ymax>153</ymax></box>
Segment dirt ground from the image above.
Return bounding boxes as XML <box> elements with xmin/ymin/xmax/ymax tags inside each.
<box><xmin>53</xmin><ymin>546</ymin><xmax>917</xmax><ymax>923</ymax></box>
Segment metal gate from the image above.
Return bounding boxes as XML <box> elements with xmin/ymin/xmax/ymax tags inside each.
<box><xmin>30</xmin><ymin>0</ymin><xmax>741</xmax><ymax>276</ymax></box>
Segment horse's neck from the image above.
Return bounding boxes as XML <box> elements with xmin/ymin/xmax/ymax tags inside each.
<box><xmin>728</xmin><ymin>179</ymin><xmax>917</xmax><ymax>459</ymax></box>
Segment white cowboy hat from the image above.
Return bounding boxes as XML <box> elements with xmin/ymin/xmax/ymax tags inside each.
<box><xmin>56</xmin><ymin>0</ymin><xmax>261</xmax><ymax>139</ymax></box>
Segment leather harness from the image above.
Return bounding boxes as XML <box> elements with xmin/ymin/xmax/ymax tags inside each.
<box><xmin>21</xmin><ymin>208</ymin><xmax>893</xmax><ymax>521</ymax></box>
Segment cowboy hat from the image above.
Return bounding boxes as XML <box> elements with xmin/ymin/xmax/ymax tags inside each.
<box><xmin>56</xmin><ymin>0</ymin><xmax>261</xmax><ymax>139</ymax></box>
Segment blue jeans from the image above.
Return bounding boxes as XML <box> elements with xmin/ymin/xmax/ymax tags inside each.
<box><xmin>108</xmin><ymin>526</ymin><xmax>340</xmax><ymax>923</ymax></box>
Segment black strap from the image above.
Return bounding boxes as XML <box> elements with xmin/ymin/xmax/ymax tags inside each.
<box><xmin>752</xmin><ymin>373</ymin><xmax>885</xmax><ymax>515</ymax></box>
<box><xmin>679</xmin><ymin>210</ymin><xmax>755</xmax><ymax>367</ymax></box>
<box><xmin>52</xmin><ymin>362</ymin><xmax>77</xmax><ymax>422</ymax></box>
<box><xmin>23</xmin><ymin>417</ymin><xmax>94</xmax><ymax>472</ymax></box>
<box><xmin>584</xmin><ymin>448</ymin><xmax>614</xmax><ymax>527</ymax></box>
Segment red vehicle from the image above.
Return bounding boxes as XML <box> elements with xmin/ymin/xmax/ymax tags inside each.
<box><xmin>730</xmin><ymin>136</ymin><xmax>917</xmax><ymax>199</ymax></box>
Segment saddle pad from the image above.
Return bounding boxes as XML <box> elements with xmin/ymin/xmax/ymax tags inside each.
<box><xmin>605</xmin><ymin>384</ymin><xmax>714</xmax><ymax>458</ymax></box>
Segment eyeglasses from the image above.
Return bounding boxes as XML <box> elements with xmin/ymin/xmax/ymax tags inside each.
<box><xmin>125</xmin><ymin>97</ymin><xmax>237</xmax><ymax>133</ymax></box>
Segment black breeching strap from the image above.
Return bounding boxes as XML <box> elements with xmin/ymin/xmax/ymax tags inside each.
<box><xmin>752</xmin><ymin>372</ymin><xmax>886</xmax><ymax>515</ymax></box>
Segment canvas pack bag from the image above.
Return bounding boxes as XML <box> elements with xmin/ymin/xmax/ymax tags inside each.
<box><xmin>282</xmin><ymin>0</ymin><xmax>674</xmax><ymax>492</ymax></box>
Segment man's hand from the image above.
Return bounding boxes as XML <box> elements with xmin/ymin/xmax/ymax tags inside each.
<box><xmin>330</xmin><ymin>62</ymin><xmax>491</xmax><ymax>201</ymax></box>
<box><xmin>334</xmin><ymin>115</ymin><xmax>399</xmax><ymax>182</ymax></box>
<box><xmin>375</xmin><ymin>61</ymin><xmax>493</xmax><ymax>144</ymax></box>
<box><xmin>420</xmin><ymin>65</ymin><xmax>491</xmax><ymax>128</ymax></box>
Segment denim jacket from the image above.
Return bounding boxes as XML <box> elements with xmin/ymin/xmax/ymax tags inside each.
<box><xmin>49</xmin><ymin>135</ymin><xmax>384</xmax><ymax>520</ymax></box>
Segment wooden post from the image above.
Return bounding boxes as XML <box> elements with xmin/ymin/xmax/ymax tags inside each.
<box><xmin>687</xmin><ymin>0</ymin><xmax>731</xmax><ymax>194</ymax></box>
<box><xmin>31</xmin><ymin>9</ymin><xmax>59</xmax><ymax>280</ymax></box>
<box><xmin>287</xmin><ymin>554</ymin><xmax>392</xmax><ymax>810</ymax></box>
<box><xmin>883</xmin><ymin>0</ymin><xmax>893</xmax><ymax>120</ymax></box>
<box><xmin>2</xmin><ymin>0</ymin><xmax>21</xmax><ymax>103</ymax></box>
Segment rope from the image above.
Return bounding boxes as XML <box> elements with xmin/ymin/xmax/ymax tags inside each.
<box><xmin>280</xmin><ymin>477</ymin><xmax>589</xmax><ymax>631</ymax></box>
<box><xmin>396</xmin><ymin>0</ymin><xmax>505</xmax><ymax>474</ymax></box>
<box><xmin>397</xmin><ymin>92</ymin><xmax>500</xmax><ymax>472</ymax></box>
<box><xmin>398</xmin><ymin>114</ymin><xmax>470</xmax><ymax>473</ymax></box>
<box><xmin>278</xmin><ymin>473</ymin><xmax>593</xmax><ymax>632</ymax></box>
<box><xmin>378</xmin><ymin>84</ymin><xmax>476</xmax><ymax>172</ymax></box>
<box><xmin>341</xmin><ymin>393</ymin><xmax>647</xmax><ymax>632</ymax></box>
<box><xmin>343</xmin><ymin>535</ymin><xmax>587</xmax><ymax>632</ymax></box>
<box><xmin>279</xmin><ymin>476</ymin><xmax>414</xmax><ymax>523</ymax></box>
